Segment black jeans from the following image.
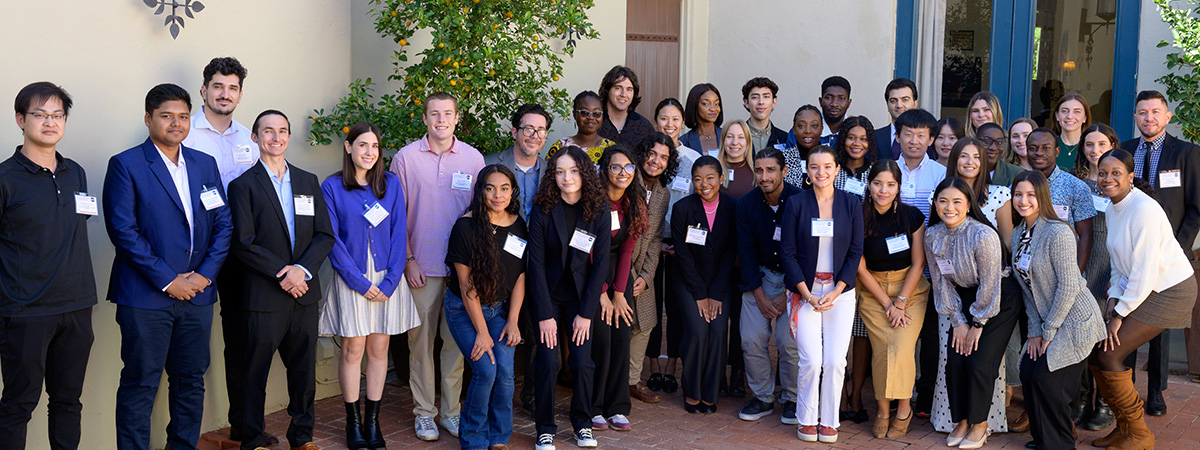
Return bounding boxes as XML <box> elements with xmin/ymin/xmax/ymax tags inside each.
<box><xmin>915</xmin><ymin>278</ymin><xmax>939</xmax><ymax>412</ymax></box>
<box><xmin>946</xmin><ymin>281</ymin><xmax>1020</xmax><ymax>425</ymax></box>
<box><xmin>534</xmin><ymin>300</ymin><xmax>594</xmax><ymax>435</ymax></box>
<box><xmin>1022</xmin><ymin>355</ymin><xmax>1086</xmax><ymax>450</ymax></box>
<box><xmin>0</xmin><ymin>307</ymin><xmax>93</xmax><ymax>450</ymax></box>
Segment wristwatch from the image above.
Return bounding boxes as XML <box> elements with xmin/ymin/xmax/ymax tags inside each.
<box><xmin>894</xmin><ymin>295</ymin><xmax>908</xmax><ymax>308</ymax></box>
<box><xmin>970</xmin><ymin>319</ymin><xmax>986</xmax><ymax>329</ymax></box>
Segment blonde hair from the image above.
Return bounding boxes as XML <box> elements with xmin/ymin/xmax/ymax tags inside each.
<box><xmin>717</xmin><ymin>119</ymin><xmax>753</xmax><ymax>187</ymax></box>
<box><xmin>1005</xmin><ymin>117</ymin><xmax>1037</xmax><ymax>164</ymax></box>
<box><xmin>965</xmin><ymin>91</ymin><xmax>1004</xmax><ymax>139</ymax></box>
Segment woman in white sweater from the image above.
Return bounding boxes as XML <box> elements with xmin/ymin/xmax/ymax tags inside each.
<box><xmin>1093</xmin><ymin>148</ymin><xmax>1196</xmax><ymax>450</ymax></box>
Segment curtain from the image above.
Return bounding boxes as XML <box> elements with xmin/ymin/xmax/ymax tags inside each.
<box><xmin>914</xmin><ymin>0</ymin><xmax>946</xmax><ymax>115</ymax></box>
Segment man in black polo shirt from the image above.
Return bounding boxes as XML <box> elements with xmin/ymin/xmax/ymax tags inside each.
<box><xmin>0</xmin><ymin>82</ymin><xmax>97</xmax><ymax>450</ymax></box>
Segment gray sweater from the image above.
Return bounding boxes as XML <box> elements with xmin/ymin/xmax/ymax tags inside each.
<box><xmin>1012</xmin><ymin>217</ymin><xmax>1107</xmax><ymax>371</ymax></box>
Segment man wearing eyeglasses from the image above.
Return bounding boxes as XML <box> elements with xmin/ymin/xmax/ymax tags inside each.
<box><xmin>0</xmin><ymin>82</ymin><xmax>96</xmax><ymax>450</ymax></box>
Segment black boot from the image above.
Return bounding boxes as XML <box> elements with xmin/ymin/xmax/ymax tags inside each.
<box><xmin>1084</xmin><ymin>398</ymin><xmax>1115</xmax><ymax>431</ymax></box>
<box><xmin>728</xmin><ymin>367</ymin><xmax>746</xmax><ymax>398</ymax></box>
<box><xmin>363</xmin><ymin>399</ymin><xmax>386</xmax><ymax>449</ymax></box>
<box><xmin>345</xmin><ymin>401</ymin><xmax>369</xmax><ymax>450</ymax></box>
<box><xmin>1070</xmin><ymin>391</ymin><xmax>1089</xmax><ymax>425</ymax></box>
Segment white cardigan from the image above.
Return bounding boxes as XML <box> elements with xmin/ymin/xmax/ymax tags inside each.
<box><xmin>1105</xmin><ymin>188</ymin><xmax>1195</xmax><ymax>316</ymax></box>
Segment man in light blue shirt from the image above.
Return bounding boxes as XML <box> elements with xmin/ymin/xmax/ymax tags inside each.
<box><xmin>485</xmin><ymin>103</ymin><xmax>550</xmax><ymax>219</ymax></box>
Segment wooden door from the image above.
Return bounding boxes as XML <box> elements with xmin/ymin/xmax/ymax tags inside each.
<box><xmin>626</xmin><ymin>0</ymin><xmax>681</xmax><ymax>117</ymax></box>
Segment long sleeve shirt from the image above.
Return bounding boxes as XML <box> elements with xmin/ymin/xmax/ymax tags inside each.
<box><xmin>924</xmin><ymin>216</ymin><xmax>1002</xmax><ymax>327</ymax></box>
<box><xmin>321</xmin><ymin>173</ymin><xmax>408</xmax><ymax>298</ymax></box>
<box><xmin>1106</xmin><ymin>188</ymin><xmax>1195</xmax><ymax>316</ymax></box>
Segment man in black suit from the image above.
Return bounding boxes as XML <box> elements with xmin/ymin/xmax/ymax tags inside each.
<box><xmin>1119</xmin><ymin>90</ymin><xmax>1200</xmax><ymax>415</ymax></box>
<box><xmin>225</xmin><ymin>110</ymin><xmax>334</xmax><ymax>450</ymax></box>
<box><xmin>874</xmin><ymin>78</ymin><xmax>918</xmax><ymax>160</ymax></box>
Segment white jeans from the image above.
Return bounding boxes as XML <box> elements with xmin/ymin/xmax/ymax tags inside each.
<box><xmin>791</xmin><ymin>288</ymin><xmax>856</xmax><ymax>428</ymax></box>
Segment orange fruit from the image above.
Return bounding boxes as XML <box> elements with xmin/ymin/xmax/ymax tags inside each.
<box><xmin>342</xmin><ymin>126</ymin><xmax>350</xmax><ymax>134</ymax></box>
<box><xmin>399</xmin><ymin>39</ymin><xmax>407</xmax><ymax>46</ymax></box>
<box><xmin>450</xmin><ymin>79</ymin><xmax>457</xmax><ymax>86</ymax></box>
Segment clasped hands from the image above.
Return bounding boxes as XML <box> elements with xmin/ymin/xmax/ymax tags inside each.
<box><xmin>277</xmin><ymin>265</ymin><xmax>309</xmax><ymax>298</ymax></box>
<box><xmin>166</xmin><ymin>272</ymin><xmax>209</xmax><ymax>300</ymax></box>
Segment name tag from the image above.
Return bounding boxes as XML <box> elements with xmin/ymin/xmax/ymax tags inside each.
<box><xmin>363</xmin><ymin>201</ymin><xmax>389</xmax><ymax>227</ymax></box>
<box><xmin>685</xmin><ymin>225</ymin><xmax>708</xmax><ymax>245</ymax></box>
<box><xmin>503</xmin><ymin>233</ymin><xmax>527</xmax><ymax>258</ymax></box>
<box><xmin>728</xmin><ymin>169</ymin><xmax>735</xmax><ymax>181</ymax></box>
<box><xmin>886</xmin><ymin>235</ymin><xmax>910</xmax><ymax>254</ymax></box>
<box><xmin>74</xmin><ymin>192</ymin><xmax>98</xmax><ymax>216</ymax></box>
<box><xmin>1160</xmin><ymin>170</ymin><xmax>1182</xmax><ymax>188</ymax></box>
<box><xmin>569</xmin><ymin>228</ymin><xmax>596</xmax><ymax>253</ymax></box>
<box><xmin>901</xmin><ymin>183</ymin><xmax>916</xmax><ymax>199</ymax></box>
<box><xmin>936</xmin><ymin>258</ymin><xmax>955</xmax><ymax>275</ymax></box>
<box><xmin>200</xmin><ymin>186</ymin><xmax>225</xmax><ymax>210</ymax></box>
<box><xmin>1116</xmin><ymin>275</ymin><xmax>1129</xmax><ymax>291</ymax></box>
<box><xmin>811</xmin><ymin>219</ymin><xmax>834</xmax><ymax>237</ymax></box>
<box><xmin>1017</xmin><ymin>253</ymin><xmax>1032</xmax><ymax>271</ymax></box>
<box><xmin>708</xmin><ymin>149</ymin><xmax>720</xmax><ymax>158</ymax></box>
<box><xmin>294</xmin><ymin>195</ymin><xmax>315</xmax><ymax>216</ymax></box>
<box><xmin>773</xmin><ymin>226</ymin><xmax>781</xmax><ymax>241</ymax></box>
<box><xmin>451</xmin><ymin>172</ymin><xmax>473</xmax><ymax>191</ymax></box>
<box><xmin>1053</xmin><ymin>204</ymin><xmax>1069</xmax><ymax>220</ymax></box>
<box><xmin>1092</xmin><ymin>195</ymin><xmax>1111</xmax><ymax>212</ymax></box>
<box><xmin>646</xmin><ymin>190</ymin><xmax>652</xmax><ymax>204</ymax></box>
<box><xmin>611</xmin><ymin>210</ymin><xmax>621</xmax><ymax>231</ymax></box>
<box><xmin>843</xmin><ymin>178</ymin><xmax>865</xmax><ymax>196</ymax></box>
<box><xmin>670</xmin><ymin>175</ymin><xmax>691</xmax><ymax>193</ymax></box>
<box><xmin>232</xmin><ymin>144</ymin><xmax>254</xmax><ymax>164</ymax></box>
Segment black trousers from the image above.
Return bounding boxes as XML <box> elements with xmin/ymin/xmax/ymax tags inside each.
<box><xmin>646</xmin><ymin>250</ymin><xmax>684</xmax><ymax>359</ymax></box>
<box><xmin>591</xmin><ymin>309</ymin><xmax>631</xmax><ymax>417</ymax></box>
<box><xmin>534</xmin><ymin>300</ymin><xmax>594</xmax><ymax>435</ymax></box>
<box><xmin>1022</xmin><ymin>355</ymin><xmax>1086</xmax><ymax>450</ymax></box>
<box><xmin>238</xmin><ymin>302</ymin><xmax>319</xmax><ymax>450</ymax></box>
<box><xmin>517</xmin><ymin>292</ymin><xmax>538</xmax><ymax>404</ymax></box>
<box><xmin>679</xmin><ymin>294</ymin><xmax>730</xmax><ymax>404</ymax></box>
<box><xmin>727</xmin><ymin>282</ymin><xmax>744</xmax><ymax>376</ymax></box>
<box><xmin>219</xmin><ymin>302</ymin><xmax>248</xmax><ymax>437</ymax></box>
<box><xmin>946</xmin><ymin>281</ymin><xmax>1020</xmax><ymax>425</ymax></box>
<box><xmin>0</xmin><ymin>307</ymin><xmax>93</xmax><ymax>450</ymax></box>
<box><xmin>915</xmin><ymin>278</ymin><xmax>940</xmax><ymax>412</ymax></box>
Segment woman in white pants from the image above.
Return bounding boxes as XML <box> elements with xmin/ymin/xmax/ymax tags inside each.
<box><xmin>779</xmin><ymin>146</ymin><xmax>864</xmax><ymax>443</ymax></box>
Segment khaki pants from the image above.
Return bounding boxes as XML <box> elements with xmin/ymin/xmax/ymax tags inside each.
<box><xmin>628</xmin><ymin>327</ymin><xmax>651</xmax><ymax>385</ymax></box>
<box><xmin>406</xmin><ymin>277</ymin><xmax>464</xmax><ymax>419</ymax></box>
<box><xmin>858</xmin><ymin>268</ymin><xmax>930</xmax><ymax>400</ymax></box>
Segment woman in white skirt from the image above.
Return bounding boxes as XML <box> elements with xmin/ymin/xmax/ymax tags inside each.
<box><xmin>319</xmin><ymin>121</ymin><xmax>419</xmax><ymax>450</ymax></box>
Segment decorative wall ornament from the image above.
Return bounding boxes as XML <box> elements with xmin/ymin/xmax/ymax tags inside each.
<box><xmin>143</xmin><ymin>0</ymin><xmax>206</xmax><ymax>39</ymax></box>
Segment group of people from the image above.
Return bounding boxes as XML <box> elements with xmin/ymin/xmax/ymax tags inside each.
<box><xmin>2</xmin><ymin>56</ymin><xmax>1199</xmax><ymax>450</ymax></box>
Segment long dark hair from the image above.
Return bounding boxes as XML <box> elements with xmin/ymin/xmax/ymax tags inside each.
<box><xmin>339</xmin><ymin>121</ymin><xmax>388</xmax><ymax>198</ymax></box>
<box><xmin>1009</xmin><ymin>169</ymin><xmax>1062</xmax><ymax>228</ymax></box>
<box><xmin>684</xmin><ymin>83</ymin><xmax>724</xmax><ymax>129</ymax></box>
<box><xmin>834</xmin><ymin>115</ymin><xmax>880</xmax><ymax>169</ymax></box>
<box><xmin>465</xmin><ymin>165</ymin><xmax>522</xmax><ymax>304</ymax></box>
<box><xmin>945</xmin><ymin>138</ymin><xmax>992</xmax><ymax>205</ymax></box>
<box><xmin>863</xmin><ymin>159</ymin><xmax>910</xmax><ymax>239</ymax></box>
<box><xmin>534</xmin><ymin>145</ymin><xmax>607</xmax><ymax>221</ymax></box>
<box><xmin>636</xmin><ymin>131</ymin><xmax>679</xmax><ymax>187</ymax></box>
<box><xmin>1072</xmin><ymin>123</ymin><xmax>1119</xmax><ymax>179</ymax></box>
<box><xmin>598</xmin><ymin>146</ymin><xmax>649</xmax><ymax>239</ymax></box>
<box><xmin>1098</xmin><ymin>148</ymin><xmax>1157</xmax><ymax>201</ymax></box>
<box><xmin>929</xmin><ymin>177</ymin><xmax>992</xmax><ymax>229</ymax></box>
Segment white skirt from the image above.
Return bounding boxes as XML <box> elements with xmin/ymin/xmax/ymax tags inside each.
<box><xmin>318</xmin><ymin>251</ymin><xmax>420</xmax><ymax>337</ymax></box>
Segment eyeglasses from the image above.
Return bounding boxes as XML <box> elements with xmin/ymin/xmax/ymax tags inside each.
<box><xmin>608</xmin><ymin>163</ymin><xmax>636</xmax><ymax>175</ymax></box>
<box><xmin>28</xmin><ymin>111</ymin><xmax>66</xmax><ymax>123</ymax></box>
<box><xmin>978</xmin><ymin>137</ymin><xmax>1004</xmax><ymax>147</ymax></box>
<box><xmin>518</xmin><ymin>126</ymin><xmax>549</xmax><ymax>138</ymax></box>
<box><xmin>576</xmin><ymin>110</ymin><xmax>604</xmax><ymax>119</ymax></box>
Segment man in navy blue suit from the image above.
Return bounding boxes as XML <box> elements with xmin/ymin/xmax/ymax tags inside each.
<box><xmin>103</xmin><ymin>83</ymin><xmax>232</xmax><ymax>450</ymax></box>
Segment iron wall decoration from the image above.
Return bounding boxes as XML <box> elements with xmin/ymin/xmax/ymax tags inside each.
<box><xmin>144</xmin><ymin>0</ymin><xmax>206</xmax><ymax>39</ymax></box>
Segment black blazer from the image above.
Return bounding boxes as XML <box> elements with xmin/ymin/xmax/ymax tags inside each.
<box><xmin>780</xmin><ymin>188</ymin><xmax>864</xmax><ymax>292</ymax></box>
<box><xmin>766</xmin><ymin>124</ymin><xmax>789</xmax><ymax>150</ymax></box>
<box><xmin>225</xmin><ymin>162</ymin><xmax>335</xmax><ymax>312</ymax></box>
<box><xmin>527</xmin><ymin>201</ymin><xmax>612</xmax><ymax>322</ymax></box>
<box><xmin>670</xmin><ymin>192</ymin><xmax>738</xmax><ymax>303</ymax></box>
<box><xmin>1121</xmin><ymin>133</ymin><xmax>1200</xmax><ymax>256</ymax></box>
<box><xmin>874</xmin><ymin>125</ymin><xmax>895</xmax><ymax>160</ymax></box>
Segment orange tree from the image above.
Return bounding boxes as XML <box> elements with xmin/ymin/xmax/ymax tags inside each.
<box><xmin>308</xmin><ymin>0</ymin><xmax>598</xmax><ymax>156</ymax></box>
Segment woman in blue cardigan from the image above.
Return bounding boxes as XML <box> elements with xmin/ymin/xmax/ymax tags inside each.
<box><xmin>780</xmin><ymin>145</ymin><xmax>864</xmax><ymax>444</ymax></box>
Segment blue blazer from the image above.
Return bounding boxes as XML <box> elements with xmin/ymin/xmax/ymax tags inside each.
<box><xmin>780</xmin><ymin>188</ymin><xmax>864</xmax><ymax>293</ymax></box>
<box><xmin>103</xmin><ymin>138</ymin><xmax>233</xmax><ymax>309</ymax></box>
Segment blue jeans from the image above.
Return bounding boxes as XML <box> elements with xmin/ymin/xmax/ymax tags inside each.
<box><xmin>444</xmin><ymin>290</ymin><xmax>515</xmax><ymax>450</ymax></box>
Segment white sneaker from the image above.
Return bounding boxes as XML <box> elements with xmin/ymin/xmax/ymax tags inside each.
<box><xmin>439</xmin><ymin>415</ymin><xmax>460</xmax><ymax>438</ymax></box>
<box><xmin>535</xmin><ymin>433</ymin><xmax>556</xmax><ymax>450</ymax></box>
<box><xmin>575</xmin><ymin>428</ymin><xmax>598</xmax><ymax>448</ymax></box>
<box><xmin>415</xmin><ymin>415</ymin><xmax>439</xmax><ymax>441</ymax></box>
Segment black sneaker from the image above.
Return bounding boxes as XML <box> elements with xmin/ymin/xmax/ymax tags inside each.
<box><xmin>780</xmin><ymin>401</ymin><xmax>798</xmax><ymax>425</ymax></box>
<box><xmin>574</xmin><ymin>428</ymin><xmax>598</xmax><ymax>448</ymax></box>
<box><xmin>738</xmin><ymin>399</ymin><xmax>774</xmax><ymax>421</ymax></box>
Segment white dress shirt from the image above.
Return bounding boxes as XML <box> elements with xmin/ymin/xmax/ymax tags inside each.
<box><xmin>182</xmin><ymin>105</ymin><xmax>259</xmax><ymax>189</ymax></box>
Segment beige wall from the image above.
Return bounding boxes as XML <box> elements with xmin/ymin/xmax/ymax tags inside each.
<box><xmin>1136</xmin><ymin>2</ymin><xmax>1181</xmax><ymax>137</ymax></box>
<box><xmin>0</xmin><ymin>2</ymin><xmax>352</xmax><ymax>449</ymax></box>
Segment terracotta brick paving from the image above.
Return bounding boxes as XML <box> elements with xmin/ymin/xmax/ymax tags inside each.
<box><xmin>203</xmin><ymin>353</ymin><xmax>1200</xmax><ymax>449</ymax></box>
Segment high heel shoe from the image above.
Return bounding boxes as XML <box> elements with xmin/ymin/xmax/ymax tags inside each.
<box><xmin>958</xmin><ymin>430</ymin><xmax>989</xmax><ymax>449</ymax></box>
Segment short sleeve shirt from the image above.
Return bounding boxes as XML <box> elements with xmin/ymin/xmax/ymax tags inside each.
<box><xmin>863</xmin><ymin>203</ymin><xmax>926</xmax><ymax>272</ymax></box>
<box><xmin>445</xmin><ymin>216</ymin><xmax>528</xmax><ymax>304</ymax></box>
<box><xmin>1046</xmin><ymin>167</ymin><xmax>1097</xmax><ymax>225</ymax></box>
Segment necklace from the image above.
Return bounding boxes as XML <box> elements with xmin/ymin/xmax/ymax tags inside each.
<box><xmin>703</xmin><ymin>201</ymin><xmax>719</xmax><ymax>215</ymax></box>
<box><xmin>701</xmin><ymin>132</ymin><xmax>715</xmax><ymax>141</ymax></box>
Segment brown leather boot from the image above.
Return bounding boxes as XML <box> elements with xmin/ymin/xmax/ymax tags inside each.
<box><xmin>1090</xmin><ymin>366</ymin><xmax>1126</xmax><ymax>448</ymax></box>
<box><xmin>1101</xmin><ymin>368</ymin><xmax>1155</xmax><ymax>450</ymax></box>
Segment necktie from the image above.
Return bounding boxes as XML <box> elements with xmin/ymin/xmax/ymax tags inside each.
<box><xmin>891</xmin><ymin>139</ymin><xmax>901</xmax><ymax>160</ymax></box>
<box><xmin>1141</xmin><ymin>141</ymin><xmax>1153</xmax><ymax>186</ymax></box>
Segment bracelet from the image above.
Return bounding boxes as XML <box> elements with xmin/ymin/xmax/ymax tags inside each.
<box><xmin>406</xmin><ymin>256</ymin><xmax>416</xmax><ymax>262</ymax></box>
<box><xmin>895</xmin><ymin>295</ymin><xmax>908</xmax><ymax>309</ymax></box>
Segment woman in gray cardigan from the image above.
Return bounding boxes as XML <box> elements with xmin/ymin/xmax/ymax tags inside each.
<box><xmin>1009</xmin><ymin>170</ymin><xmax>1106</xmax><ymax>450</ymax></box>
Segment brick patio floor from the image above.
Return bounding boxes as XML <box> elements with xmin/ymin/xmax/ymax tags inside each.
<box><xmin>202</xmin><ymin>353</ymin><xmax>1200</xmax><ymax>450</ymax></box>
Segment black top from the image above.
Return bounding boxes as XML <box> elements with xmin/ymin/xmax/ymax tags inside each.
<box><xmin>599</xmin><ymin>110</ymin><xmax>655</xmax><ymax>149</ymax></box>
<box><xmin>862</xmin><ymin>202</ymin><xmax>926</xmax><ymax>272</ymax></box>
<box><xmin>0</xmin><ymin>147</ymin><xmax>97</xmax><ymax>317</ymax></box>
<box><xmin>527</xmin><ymin>200</ymin><xmax>612</xmax><ymax>321</ymax></box>
<box><xmin>446</xmin><ymin>216</ymin><xmax>529</xmax><ymax>304</ymax></box>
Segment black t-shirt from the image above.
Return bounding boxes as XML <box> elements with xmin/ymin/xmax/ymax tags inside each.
<box><xmin>862</xmin><ymin>203</ymin><xmax>926</xmax><ymax>272</ymax></box>
<box><xmin>445</xmin><ymin>216</ymin><xmax>528</xmax><ymax>304</ymax></box>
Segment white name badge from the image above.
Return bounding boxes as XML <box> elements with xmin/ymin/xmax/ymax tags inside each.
<box><xmin>74</xmin><ymin>192</ymin><xmax>98</xmax><ymax>216</ymax></box>
<box><xmin>936</xmin><ymin>258</ymin><xmax>955</xmax><ymax>275</ymax></box>
<box><xmin>1116</xmin><ymin>275</ymin><xmax>1129</xmax><ymax>291</ymax></box>
<box><xmin>1092</xmin><ymin>195</ymin><xmax>1112</xmax><ymax>212</ymax></box>
<box><xmin>1160</xmin><ymin>170</ymin><xmax>1182</xmax><ymax>188</ymax></box>
<box><xmin>773</xmin><ymin>226</ymin><xmax>782</xmax><ymax>241</ymax></box>
<box><xmin>200</xmin><ymin>186</ymin><xmax>225</xmax><ymax>210</ymax></box>
<box><xmin>503</xmin><ymin>233</ymin><xmax>527</xmax><ymax>258</ymax></box>
<box><xmin>363</xmin><ymin>202</ymin><xmax>389</xmax><ymax>227</ymax></box>
<box><xmin>901</xmin><ymin>183</ymin><xmax>916</xmax><ymax>199</ymax></box>
<box><xmin>811</xmin><ymin>219</ymin><xmax>834</xmax><ymax>237</ymax></box>
<box><xmin>728</xmin><ymin>169</ymin><xmax>735</xmax><ymax>181</ymax></box>
<box><xmin>611</xmin><ymin>210</ymin><xmax>621</xmax><ymax>231</ymax></box>
<box><xmin>1053</xmin><ymin>204</ymin><xmax>1070</xmax><ymax>220</ymax></box>
<box><xmin>1017</xmin><ymin>253</ymin><xmax>1032</xmax><ymax>271</ymax></box>
<box><xmin>843</xmin><ymin>178</ymin><xmax>865</xmax><ymax>196</ymax></box>
<box><xmin>451</xmin><ymin>172</ymin><xmax>473</xmax><ymax>191</ymax></box>
<box><xmin>685</xmin><ymin>225</ymin><xmax>708</xmax><ymax>245</ymax></box>
<box><xmin>232</xmin><ymin>144</ymin><xmax>254</xmax><ymax>164</ymax></box>
<box><xmin>707</xmin><ymin>149</ymin><xmax>720</xmax><ymax>158</ymax></box>
<box><xmin>569</xmin><ymin>228</ymin><xmax>596</xmax><ymax>253</ymax></box>
<box><xmin>646</xmin><ymin>190</ymin><xmax>653</xmax><ymax>204</ymax></box>
<box><xmin>670</xmin><ymin>175</ymin><xmax>691</xmax><ymax>193</ymax></box>
<box><xmin>886</xmin><ymin>235</ymin><xmax>910</xmax><ymax>254</ymax></box>
<box><xmin>294</xmin><ymin>195</ymin><xmax>315</xmax><ymax>216</ymax></box>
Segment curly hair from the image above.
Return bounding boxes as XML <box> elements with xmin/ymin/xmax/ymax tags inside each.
<box><xmin>464</xmin><ymin>164</ymin><xmax>523</xmax><ymax>305</ymax></box>
<box><xmin>834</xmin><ymin>116</ymin><xmax>879</xmax><ymax>168</ymax></box>
<box><xmin>202</xmin><ymin>56</ymin><xmax>248</xmax><ymax>87</ymax></box>
<box><xmin>598</xmin><ymin>146</ymin><xmax>649</xmax><ymax>240</ymax></box>
<box><xmin>636</xmin><ymin>131</ymin><xmax>679</xmax><ymax>187</ymax></box>
<box><xmin>534</xmin><ymin>145</ymin><xmax>608</xmax><ymax>222</ymax></box>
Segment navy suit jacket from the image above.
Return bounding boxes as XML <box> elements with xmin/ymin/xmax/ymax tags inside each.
<box><xmin>780</xmin><ymin>188</ymin><xmax>864</xmax><ymax>292</ymax></box>
<box><xmin>103</xmin><ymin>138</ymin><xmax>233</xmax><ymax>309</ymax></box>
<box><xmin>1121</xmin><ymin>133</ymin><xmax>1200</xmax><ymax>256</ymax></box>
<box><xmin>874</xmin><ymin>125</ymin><xmax>895</xmax><ymax>160</ymax></box>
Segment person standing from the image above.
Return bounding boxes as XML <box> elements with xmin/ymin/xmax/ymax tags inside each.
<box><xmin>598</xmin><ymin>66</ymin><xmax>655</xmax><ymax>149</ymax></box>
<box><xmin>978</xmin><ymin>123</ymin><xmax>1024</xmax><ymax>188</ymax></box>
<box><xmin>681</xmin><ymin>83</ymin><xmax>724</xmax><ymax>155</ymax></box>
<box><xmin>742</xmin><ymin>77</ymin><xmax>789</xmax><ymax>153</ymax></box>
<box><xmin>104</xmin><ymin>83</ymin><xmax>232</xmax><ymax>450</ymax></box>
<box><xmin>0</xmin><ymin>82</ymin><xmax>96</xmax><ymax>450</ymax></box>
<box><xmin>964</xmin><ymin>92</ymin><xmax>1004</xmax><ymax>139</ymax></box>
<box><xmin>875</xmin><ymin>78</ymin><xmax>918</xmax><ymax>160</ymax></box>
<box><xmin>389</xmin><ymin>92</ymin><xmax>485</xmax><ymax>441</ymax></box>
<box><xmin>1052</xmin><ymin>94</ymin><xmax>1091</xmax><ymax>170</ymax></box>
<box><xmin>546</xmin><ymin>92</ymin><xmax>614</xmax><ymax>163</ymax></box>
<box><xmin>817</xmin><ymin>77</ymin><xmax>853</xmax><ymax>147</ymax></box>
<box><xmin>627</xmin><ymin>133</ymin><xmax>673</xmax><ymax>404</ymax></box>
<box><xmin>778</xmin><ymin>105</ymin><xmax>823</xmax><ymax>188</ymax></box>
<box><xmin>225</xmin><ymin>110</ymin><xmax>334</xmax><ymax>450</ymax></box>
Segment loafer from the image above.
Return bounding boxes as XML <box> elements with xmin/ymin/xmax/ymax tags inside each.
<box><xmin>630</xmin><ymin>382</ymin><xmax>661</xmax><ymax>403</ymax></box>
<box><xmin>1146</xmin><ymin>389</ymin><xmax>1166</xmax><ymax>416</ymax></box>
<box><xmin>701</xmin><ymin>402</ymin><xmax>717</xmax><ymax>415</ymax></box>
<box><xmin>646</xmin><ymin>373</ymin><xmax>664</xmax><ymax>391</ymax></box>
<box><xmin>684</xmin><ymin>401</ymin><xmax>704</xmax><ymax>414</ymax></box>
<box><xmin>660</xmin><ymin>374</ymin><xmax>678</xmax><ymax>393</ymax></box>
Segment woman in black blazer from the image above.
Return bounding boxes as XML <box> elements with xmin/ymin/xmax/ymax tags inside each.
<box><xmin>780</xmin><ymin>145</ymin><xmax>865</xmax><ymax>444</ymax></box>
<box><xmin>527</xmin><ymin>146</ymin><xmax>612</xmax><ymax>449</ymax></box>
<box><xmin>669</xmin><ymin>155</ymin><xmax>737</xmax><ymax>414</ymax></box>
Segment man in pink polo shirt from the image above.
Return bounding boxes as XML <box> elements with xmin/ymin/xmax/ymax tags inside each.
<box><xmin>389</xmin><ymin>92</ymin><xmax>485</xmax><ymax>441</ymax></box>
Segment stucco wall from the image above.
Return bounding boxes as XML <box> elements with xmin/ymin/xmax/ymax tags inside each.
<box><xmin>1136</xmin><ymin>2</ymin><xmax>1181</xmax><ymax>137</ymax></box>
